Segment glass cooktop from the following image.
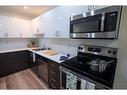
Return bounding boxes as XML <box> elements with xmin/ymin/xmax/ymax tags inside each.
<box><xmin>61</xmin><ymin>54</ymin><xmax>117</xmax><ymax>88</ymax></box>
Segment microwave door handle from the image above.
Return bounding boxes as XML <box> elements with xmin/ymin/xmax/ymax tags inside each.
<box><xmin>101</xmin><ymin>13</ymin><xmax>105</xmax><ymax>31</ymax></box>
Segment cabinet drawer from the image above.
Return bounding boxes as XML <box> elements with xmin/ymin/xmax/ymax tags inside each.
<box><xmin>50</xmin><ymin>70</ymin><xmax>57</xmax><ymax>75</ymax></box>
<box><xmin>49</xmin><ymin>63</ymin><xmax>60</xmax><ymax>72</ymax></box>
<box><xmin>49</xmin><ymin>70</ymin><xmax>59</xmax><ymax>79</ymax></box>
<box><xmin>50</xmin><ymin>63</ymin><xmax>57</xmax><ymax>68</ymax></box>
<box><xmin>49</xmin><ymin>77</ymin><xmax>60</xmax><ymax>89</ymax></box>
<box><xmin>49</xmin><ymin>67</ymin><xmax>59</xmax><ymax>73</ymax></box>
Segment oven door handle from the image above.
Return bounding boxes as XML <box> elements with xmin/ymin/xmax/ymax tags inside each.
<box><xmin>59</xmin><ymin>66</ymin><xmax>73</xmax><ymax>75</ymax></box>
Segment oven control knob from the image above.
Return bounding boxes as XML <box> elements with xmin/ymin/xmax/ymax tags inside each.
<box><xmin>78</xmin><ymin>46</ymin><xmax>83</xmax><ymax>50</ymax></box>
<box><xmin>113</xmin><ymin>51</ymin><xmax>117</xmax><ymax>55</ymax></box>
<box><xmin>108</xmin><ymin>50</ymin><xmax>112</xmax><ymax>54</ymax></box>
<box><xmin>78</xmin><ymin>47</ymin><xmax>81</xmax><ymax>49</ymax></box>
<box><xmin>80</xmin><ymin>47</ymin><xmax>83</xmax><ymax>50</ymax></box>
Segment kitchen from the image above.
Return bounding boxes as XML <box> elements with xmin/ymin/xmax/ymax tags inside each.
<box><xmin>0</xmin><ymin>5</ymin><xmax>126</xmax><ymax>90</ymax></box>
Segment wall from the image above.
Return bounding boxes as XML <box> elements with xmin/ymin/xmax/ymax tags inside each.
<box><xmin>0</xmin><ymin>38</ymin><xmax>32</xmax><ymax>50</ymax></box>
<box><xmin>39</xmin><ymin>6</ymin><xmax>127</xmax><ymax>89</ymax></box>
<box><xmin>113</xmin><ymin>6</ymin><xmax>127</xmax><ymax>89</ymax></box>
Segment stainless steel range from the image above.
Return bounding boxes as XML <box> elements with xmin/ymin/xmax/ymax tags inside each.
<box><xmin>60</xmin><ymin>45</ymin><xmax>118</xmax><ymax>89</ymax></box>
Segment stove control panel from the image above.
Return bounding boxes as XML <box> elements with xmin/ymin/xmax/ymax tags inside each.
<box><xmin>78</xmin><ymin>45</ymin><xmax>118</xmax><ymax>58</ymax></box>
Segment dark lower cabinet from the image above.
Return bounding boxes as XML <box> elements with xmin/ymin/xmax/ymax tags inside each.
<box><xmin>0</xmin><ymin>50</ymin><xmax>61</xmax><ymax>89</ymax></box>
<box><xmin>0</xmin><ymin>53</ymin><xmax>12</xmax><ymax>77</ymax></box>
<box><xmin>48</xmin><ymin>61</ymin><xmax>60</xmax><ymax>89</ymax></box>
<box><xmin>0</xmin><ymin>50</ymin><xmax>31</xmax><ymax>77</ymax></box>
<box><xmin>13</xmin><ymin>50</ymin><xmax>29</xmax><ymax>71</ymax></box>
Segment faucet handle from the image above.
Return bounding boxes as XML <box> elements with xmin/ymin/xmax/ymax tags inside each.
<box><xmin>48</xmin><ymin>48</ymin><xmax>51</xmax><ymax>50</ymax></box>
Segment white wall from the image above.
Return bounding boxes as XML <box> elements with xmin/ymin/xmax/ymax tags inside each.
<box><xmin>0</xmin><ymin>38</ymin><xmax>32</xmax><ymax>50</ymax></box>
<box><xmin>113</xmin><ymin>6</ymin><xmax>127</xmax><ymax>89</ymax></box>
<box><xmin>39</xmin><ymin>6</ymin><xmax>127</xmax><ymax>89</ymax></box>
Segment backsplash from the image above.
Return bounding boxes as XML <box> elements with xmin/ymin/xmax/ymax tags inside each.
<box><xmin>39</xmin><ymin>38</ymin><xmax>118</xmax><ymax>56</ymax></box>
<box><xmin>0</xmin><ymin>38</ymin><xmax>32</xmax><ymax>50</ymax></box>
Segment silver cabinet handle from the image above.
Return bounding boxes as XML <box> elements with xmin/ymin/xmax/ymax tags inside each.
<box><xmin>7</xmin><ymin>32</ymin><xmax>8</xmax><ymax>37</ymax></box>
<box><xmin>51</xmin><ymin>78</ymin><xmax>56</xmax><ymax>82</ymax></box>
<box><xmin>36</xmin><ymin>28</ymin><xmax>39</xmax><ymax>34</ymax></box>
<box><xmin>5</xmin><ymin>32</ymin><xmax>8</xmax><ymax>38</ymax></box>
<box><xmin>55</xmin><ymin>30</ymin><xmax>60</xmax><ymax>37</ymax></box>
<box><xmin>88</xmin><ymin>6</ymin><xmax>91</xmax><ymax>11</ymax></box>
<box><xmin>51</xmin><ymin>71</ymin><xmax>56</xmax><ymax>75</ymax></box>
<box><xmin>20</xmin><ymin>33</ymin><xmax>22</xmax><ymax>38</ymax></box>
<box><xmin>93</xmin><ymin>6</ymin><xmax>96</xmax><ymax>10</ymax></box>
<box><xmin>51</xmin><ymin>63</ymin><xmax>56</xmax><ymax>67</ymax></box>
<box><xmin>4</xmin><ymin>32</ymin><xmax>6</xmax><ymax>38</ymax></box>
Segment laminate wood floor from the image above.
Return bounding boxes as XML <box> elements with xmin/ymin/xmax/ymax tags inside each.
<box><xmin>0</xmin><ymin>69</ymin><xmax>49</xmax><ymax>89</ymax></box>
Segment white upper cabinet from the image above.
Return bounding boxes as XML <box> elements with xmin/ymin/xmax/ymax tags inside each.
<box><xmin>41</xmin><ymin>10</ymin><xmax>55</xmax><ymax>38</ymax></box>
<box><xmin>6</xmin><ymin>17</ymin><xmax>20</xmax><ymax>38</ymax></box>
<box><xmin>32</xmin><ymin>17</ymin><xmax>40</xmax><ymax>34</ymax></box>
<box><xmin>36</xmin><ymin>6</ymin><xmax>71</xmax><ymax>38</ymax></box>
<box><xmin>0</xmin><ymin>16</ymin><xmax>7</xmax><ymax>38</ymax></box>
<box><xmin>55</xmin><ymin>6</ymin><xmax>71</xmax><ymax>38</ymax></box>
<box><xmin>19</xmin><ymin>19</ymin><xmax>33</xmax><ymax>38</ymax></box>
<box><xmin>0</xmin><ymin>16</ymin><xmax>33</xmax><ymax>38</ymax></box>
<box><xmin>43</xmin><ymin>6</ymin><xmax>71</xmax><ymax>38</ymax></box>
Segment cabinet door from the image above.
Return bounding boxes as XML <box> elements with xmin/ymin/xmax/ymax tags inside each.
<box><xmin>42</xmin><ymin>9</ymin><xmax>56</xmax><ymax>38</ymax></box>
<box><xmin>0</xmin><ymin>53</ymin><xmax>14</xmax><ymax>77</ymax></box>
<box><xmin>19</xmin><ymin>20</ymin><xmax>33</xmax><ymax>38</ymax></box>
<box><xmin>0</xmin><ymin>52</ymin><xmax>20</xmax><ymax>77</ymax></box>
<box><xmin>32</xmin><ymin>18</ymin><xmax>38</xmax><ymax>34</ymax></box>
<box><xmin>43</xmin><ymin>6</ymin><xmax>71</xmax><ymax>38</ymax></box>
<box><xmin>0</xmin><ymin>16</ymin><xmax>6</xmax><ymax>38</ymax></box>
<box><xmin>32</xmin><ymin>17</ymin><xmax>43</xmax><ymax>35</ymax></box>
<box><xmin>13</xmin><ymin>51</ymin><xmax>29</xmax><ymax>72</ymax></box>
<box><xmin>0</xmin><ymin>51</ymin><xmax>30</xmax><ymax>78</ymax></box>
<box><xmin>52</xmin><ymin>6</ymin><xmax>71</xmax><ymax>38</ymax></box>
<box><xmin>6</xmin><ymin>17</ymin><xmax>20</xmax><ymax>38</ymax></box>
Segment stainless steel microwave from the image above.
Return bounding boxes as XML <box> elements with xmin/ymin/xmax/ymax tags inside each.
<box><xmin>70</xmin><ymin>6</ymin><xmax>122</xmax><ymax>39</ymax></box>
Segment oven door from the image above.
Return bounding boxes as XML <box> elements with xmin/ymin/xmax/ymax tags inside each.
<box><xmin>60</xmin><ymin>66</ymin><xmax>83</xmax><ymax>89</ymax></box>
<box><xmin>70</xmin><ymin>14</ymin><xmax>103</xmax><ymax>38</ymax></box>
<box><xmin>60</xmin><ymin>66</ymin><xmax>108</xmax><ymax>89</ymax></box>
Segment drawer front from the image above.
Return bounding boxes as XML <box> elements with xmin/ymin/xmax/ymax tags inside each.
<box><xmin>49</xmin><ymin>62</ymin><xmax>59</xmax><ymax>69</ymax></box>
<box><xmin>48</xmin><ymin>62</ymin><xmax>60</xmax><ymax>89</ymax></box>
<box><xmin>49</xmin><ymin>69</ymin><xmax>60</xmax><ymax>80</ymax></box>
<box><xmin>49</xmin><ymin>76</ymin><xmax>60</xmax><ymax>89</ymax></box>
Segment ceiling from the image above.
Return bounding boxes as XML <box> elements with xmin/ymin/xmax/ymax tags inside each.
<box><xmin>0</xmin><ymin>6</ymin><xmax>56</xmax><ymax>20</ymax></box>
